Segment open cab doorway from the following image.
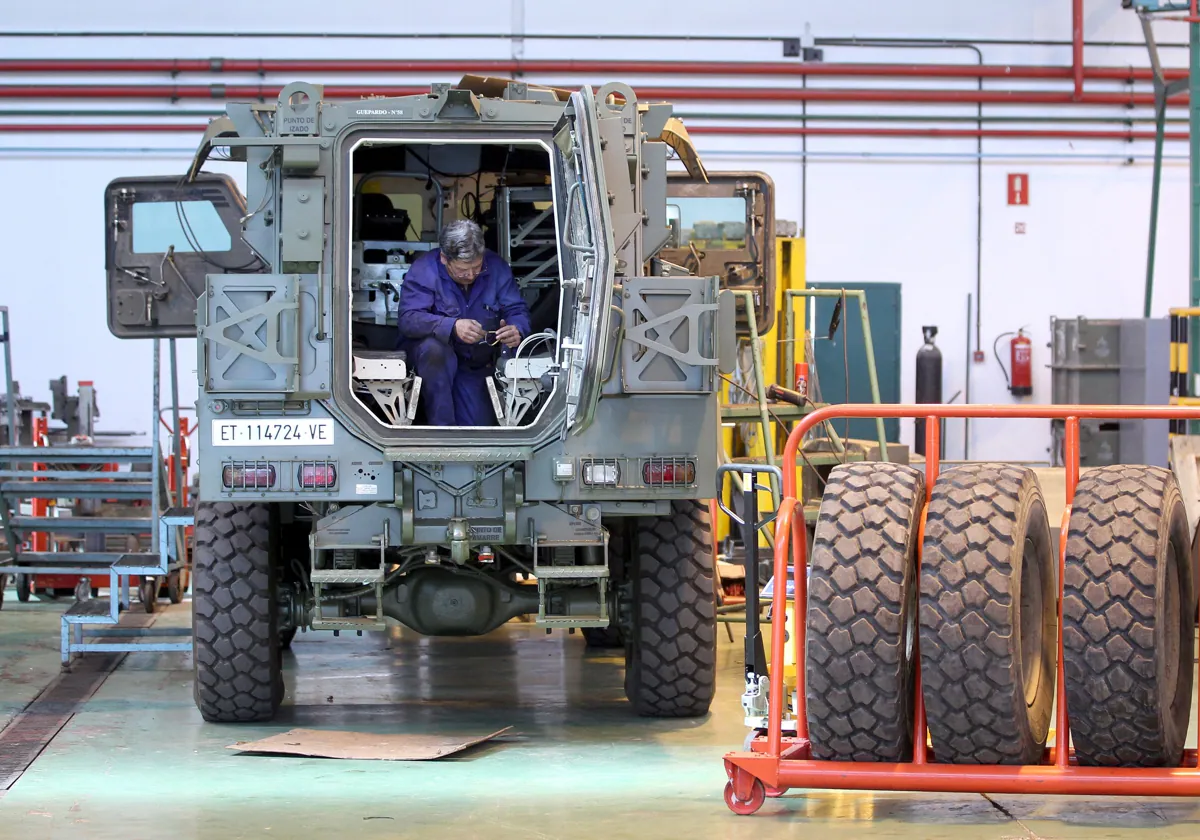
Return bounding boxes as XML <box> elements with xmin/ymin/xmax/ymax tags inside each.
<box><xmin>343</xmin><ymin>138</ymin><xmax>569</xmax><ymax>433</ymax></box>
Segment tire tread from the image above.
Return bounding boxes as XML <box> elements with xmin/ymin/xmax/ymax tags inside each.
<box><xmin>920</xmin><ymin>464</ymin><xmax>1055</xmax><ymax>765</ymax></box>
<box><xmin>627</xmin><ymin>499</ymin><xmax>717</xmax><ymax>717</ymax></box>
<box><xmin>807</xmin><ymin>462</ymin><xmax>923</xmax><ymax>761</ymax></box>
<box><xmin>1063</xmin><ymin>465</ymin><xmax>1195</xmax><ymax>767</ymax></box>
<box><xmin>193</xmin><ymin>501</ymin><xmax>281</xmax><ymax>723</ymax></box>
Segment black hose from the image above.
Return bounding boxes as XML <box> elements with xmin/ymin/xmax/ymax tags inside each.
<box><xmin>993</xmin><ymin>331</ymin><xmax>1016</xmax><ymax>388</ymax></box>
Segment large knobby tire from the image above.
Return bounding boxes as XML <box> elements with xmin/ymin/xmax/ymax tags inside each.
<box><xmin>1063</xmin><ymin>465</ymin><xmax>1196</xmax><ymax>767</ymax></box>
<box><xmin>920</xmin><ymin>465</ymin><xmax>1057</xmax><ymax>765</ymax></box>
<box><xmin>193</xmin><ymin>502</ymin><xmax>283</xmax><ymax>723</ymax></box>
<box><xmin>807</xmin><ymin>462</ymin><xmax>924</xmax><ymax>761</ymax></box>
<box><xmin>625</xmin><ymin>499</ymin><xmax>717</xmax><ymax>717</ymax></box>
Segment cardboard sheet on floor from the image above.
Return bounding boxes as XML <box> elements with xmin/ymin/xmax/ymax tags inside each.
<box><xmin>226</xmin><ymin>726</ymin><xmax>512</xmax><ymax>761</ymax></box>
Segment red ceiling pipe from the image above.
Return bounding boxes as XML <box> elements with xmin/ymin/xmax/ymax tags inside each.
<box><xmin>634</xmin><ymin>86</ymin><xmax>1166</xmax><ymax>106</ymax></box>
<box><xmin>0</xmin><ymin>84</ymin><xmax>425</xmax><ymax>99</ymax></box>
<box><xmin>1073</xmin><ymin>0</ymin><xmax>1085</xmax><ymax>100</ymax></box>
<box><xmin>0</xmin><ymin>83</ymin><xmax>1176</xmax><ymax>107</ymax></box>
<box><xmin>1089</xmin><ymin>66</ymin><xmax>1187</xmax><ymax>81</ymax></box>
<box><xmin>0</xmin><ymin>59</ymin><xmax>524</xmax><ymax>74</ymax></box>
<box><xmin>0</xmin><ymin>58</ymin><xmax>1186</xmax><ymax>83</ymax></box>
<box><xmin>689</xmin><ymin>124</ymin><xmax>1190</xmax><ymax>141</ymax></box>
<box><xmin>0</xmin><ymin>123</ymin><xmax>208</xmax><ymax>132</ymax></box>
<box><xmin>0</xmin><ymin>122</ymin><xmax>1189</xmax><ymax>141</ymax></box>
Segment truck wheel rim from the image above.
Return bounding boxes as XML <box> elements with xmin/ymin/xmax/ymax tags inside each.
<box><xmin>1020</xmin><ymin>534</ymin><xmax>1045</xmax><ymax>708</ymax></box>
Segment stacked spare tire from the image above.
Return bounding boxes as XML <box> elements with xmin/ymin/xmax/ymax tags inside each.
<box><xmin>805</xmin><ymin>461</ymin><xmax>1196</xmax><ymax>767</ymax></box>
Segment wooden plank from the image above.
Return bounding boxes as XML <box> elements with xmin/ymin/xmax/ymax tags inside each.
<box><xmin>1171</xmin><ymin>435</ymin><xmax>1200</xmax><ymax>536</ymax></box>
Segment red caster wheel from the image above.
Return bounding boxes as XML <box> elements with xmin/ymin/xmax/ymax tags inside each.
<box><xmin>724</xmin><ymin>779</ymin><xmax>766</xmax><ymax>815</ymax></box>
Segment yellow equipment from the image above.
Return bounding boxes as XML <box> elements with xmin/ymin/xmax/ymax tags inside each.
<box><xmin>717</xmin><ymin>236</ymin><xmax>806</xmax><ymax>547</ymax></box>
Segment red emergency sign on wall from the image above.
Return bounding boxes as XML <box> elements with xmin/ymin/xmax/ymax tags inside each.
<box><xmin>1008</xmin><ymin>173</ymin><xmax>1029</xmax><ymax>206</ymax></box>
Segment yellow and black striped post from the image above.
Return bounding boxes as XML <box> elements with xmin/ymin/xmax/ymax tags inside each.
<box><xmin>1172</xmin><ymin>313</ymin><xmax>1183</xmax><ymax>435</ymax></box>
<box><xmin>1169</xmin><ymin>307</ymin><xmax>1198</xmax><ymax>435</ymax></box>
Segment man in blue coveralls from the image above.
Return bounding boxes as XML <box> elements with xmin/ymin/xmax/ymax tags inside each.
<box><xmin>396</xmin><ymin>219</ymin><xmax>532</xmax><ymax>426</ymax></box>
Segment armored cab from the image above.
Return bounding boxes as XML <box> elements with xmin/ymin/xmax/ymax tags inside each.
<box><xmin>103</xmin><ymin>78</ymin><xmax>777</xmax><ymax>722</ymax></box>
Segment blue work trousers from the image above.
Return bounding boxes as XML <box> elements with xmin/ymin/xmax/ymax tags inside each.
<box><xmin>409</xmin><ymin>337</ymin><xmax>497</xmax><ymax>426</ymax></box>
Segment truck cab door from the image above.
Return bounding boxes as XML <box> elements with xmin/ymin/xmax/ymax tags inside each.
<box><xmin>659</xmin><ymin>172</ymin><xmax>777</xmax><ymax>332</ymax></box>
<box><xmin>104</xmin><ymin>173</ymin><xmax>263</xmax><ymax>339</ymax></box>
<box><xmin>554</xmin><ymin>87</ymin><xmax>617</xmax><ymax>436</ymax></box>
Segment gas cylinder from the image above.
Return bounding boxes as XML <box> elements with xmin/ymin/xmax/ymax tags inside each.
<box><xmin>1010</xmin><ymin>330</ymin><xmax>1033</xmax><ymax>397</ymax></box>
<box><xmin>914</xmin><ymin>325</ymin><xmax>942</xmax><ymax>456</ymax></box>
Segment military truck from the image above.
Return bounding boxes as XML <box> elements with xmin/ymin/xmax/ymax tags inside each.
<box><xmin>102</xmin><ymin>77</ymin><xmax>777</xmax><ymax>722</ymax></box>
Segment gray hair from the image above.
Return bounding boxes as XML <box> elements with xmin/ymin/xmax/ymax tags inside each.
<box><xmin>439</xmin><ymin>219</ymin><xmax>486</xmax><ymax>263</ymax></box>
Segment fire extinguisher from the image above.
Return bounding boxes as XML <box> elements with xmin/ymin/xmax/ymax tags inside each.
<box><xmin>995</xmin><ymin>328</ymin><xmax>1033</xmax><ymax>397</ymax></box>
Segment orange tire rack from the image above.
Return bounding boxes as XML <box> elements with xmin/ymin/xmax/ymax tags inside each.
<box><xmin>722</xmin><ymin>403</ymin><xmax>1200</xmax><ymax>814</ymax></box>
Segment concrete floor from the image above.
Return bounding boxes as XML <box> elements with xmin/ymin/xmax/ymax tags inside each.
<box><xmin>0</xmin><ymin>595</ymin><xmax>1198</xmax><ymax>840</ymax></box>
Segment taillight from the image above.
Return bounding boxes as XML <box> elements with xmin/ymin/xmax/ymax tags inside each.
<box><xmin>222</xmin><ymin>464</ymin><xmax>276</xmax><ymax>489</ymax></box>
<box><xmin>299</xmin><ymin>463</ymin><xmax>337</xmax><ymax>489</ymax></box>
<box><xmin>642</xmin><ymin>459</ymin><xmax>696</xmax><ymax>486</ymax></box>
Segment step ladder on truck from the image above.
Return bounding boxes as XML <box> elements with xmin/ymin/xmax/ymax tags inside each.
<box><xmin>0</xmin><ymin>314</ymin><xmax>194</xmax><ymax>663</ymax></box>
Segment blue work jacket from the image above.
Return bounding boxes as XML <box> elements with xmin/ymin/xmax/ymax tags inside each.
<box><xmin>396</xmin><ymin>248</ymin><xmax>532</xmax><ymax>368</ymax></box>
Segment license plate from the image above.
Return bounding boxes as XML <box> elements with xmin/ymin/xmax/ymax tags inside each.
<box><xmin>211</xmin><ymin>419</ymin><xmax>335</xmax><ymax>447</ymax></box>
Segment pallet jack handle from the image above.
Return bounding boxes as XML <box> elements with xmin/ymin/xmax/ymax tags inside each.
<box><xmin>716</xmin><ymin>463</ymin><xmax>782</xmax><ymax>682</ymax></box>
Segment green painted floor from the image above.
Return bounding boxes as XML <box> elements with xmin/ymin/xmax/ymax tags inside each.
<box><xmin>0</xmin><ymin>596</ymin><xmax>1197</xmax><ymax>839</ymax></box>
<box><xmin>0</xmin><ymin>602</ymin><xmax>61</xmax><ymax>734</ymax></box>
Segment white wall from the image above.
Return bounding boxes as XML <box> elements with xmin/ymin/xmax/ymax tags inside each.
<box><xmin>0</xmin><ymin>1</ymin><xmax>1191</xmax><ymax>461</ymax></box>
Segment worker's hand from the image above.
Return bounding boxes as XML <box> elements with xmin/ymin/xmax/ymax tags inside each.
<box><xmin>454</xmin><ymin>319</ymin><xmax>485</xmax><ymax>343</ymax></box>
<box><xmin>496</xmin><ymin>320</ymin><xmax>522</xmax><ymax>349</ymax></box>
